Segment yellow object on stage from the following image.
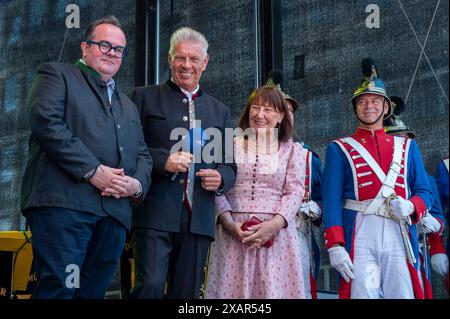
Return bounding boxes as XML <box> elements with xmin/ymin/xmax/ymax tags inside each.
<box><xmin>0</xmin><ymin>231</ymin><xmax>33</xmax><ymax>298</ymax></box>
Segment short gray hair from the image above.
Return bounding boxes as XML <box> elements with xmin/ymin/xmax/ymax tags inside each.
<box><xmin>168</xmin><ymin>27</ymin><xmax>209</xmax><ymax>60</ymax></box>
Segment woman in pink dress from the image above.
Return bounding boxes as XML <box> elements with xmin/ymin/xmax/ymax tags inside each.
<box><xmin>204</xmin><ymin>86</ymin><xmax>307</xmax><ymax>299</ymax></box>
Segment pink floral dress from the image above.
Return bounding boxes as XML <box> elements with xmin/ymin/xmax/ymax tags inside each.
<box><xmin>204</xmin><ymin>137</ymin><xmax>307</xmax><ymax>299</ymax></box>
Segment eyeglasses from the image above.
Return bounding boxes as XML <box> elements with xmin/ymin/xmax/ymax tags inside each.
<box><xmin>86</xmin><ymin>40</ymin><xmax>128</xmax><ymax>58</ymax></box>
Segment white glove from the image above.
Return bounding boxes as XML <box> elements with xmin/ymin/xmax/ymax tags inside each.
<box><xmin>299</xmin><ymin>200</ymin><xmax>322</xmax><ymax>219</ymax></box>
<box><xmin>417</xmin><ymin>212</ymin><xmax>442</xmax><ymax>234</ymax></box>
<box><xmin>328</xmin><ymin>246</ymin><xmax>355</xmax><ymax>283</ymax></box>
<box><xmin>390</xmin><ymin>196</ymin><xmax>415</xmax><ymax>219</ymax></box>
<box><xmin>431</xmin><ymin>253</ymin><xmax>449</xmax><ymax>276</ymax></box>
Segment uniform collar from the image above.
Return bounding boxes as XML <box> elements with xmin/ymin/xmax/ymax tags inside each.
<box><xmin>355</xmin><ymin>127</ymin><xmax>387</xmax><ymax>137</ymax></box>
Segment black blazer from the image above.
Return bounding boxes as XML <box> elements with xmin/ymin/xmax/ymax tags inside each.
<box><xmin>131</xmin><ymin>80</ymin><xmax>237</xmax><ymax>239</ymax></box>
<box><xmin>20</xmin><ymin>62</ymin><xmax>152</xmax><ymax>231</ymax></box>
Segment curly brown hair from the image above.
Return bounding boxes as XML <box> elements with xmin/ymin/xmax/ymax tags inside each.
<box><xmin>238</xmin><ymin>86</ymin><xmax>294</xmax><ymax>141</ymax></box>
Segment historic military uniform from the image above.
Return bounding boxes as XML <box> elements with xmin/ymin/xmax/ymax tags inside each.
<box><xmin>433</xmin><ymin>158</ymin><xmax>449</xmax><ymax>291</ymax></box>
<box><xmin>384</xmin><ymin>96</ymin><xmax>446</xmax><ymax>298</ymax></box>
<box><xmin>322</xmin><ymin>59</ymin><xmax>433</xmax><ymax>299</ymax></box>
<box><xmin>296</xmin><ymin>143</ymin><xmax>322</xmax><ymax>299</ymax></box>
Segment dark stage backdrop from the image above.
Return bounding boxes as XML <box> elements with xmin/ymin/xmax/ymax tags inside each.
<box><xmin>0</xmin><ymin>0</ymin><xmax>447</xmax><ymax>298</ymax></box>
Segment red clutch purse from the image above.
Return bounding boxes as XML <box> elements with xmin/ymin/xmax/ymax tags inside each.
<box><xmin>240</xmin><ymin>215</ymin><xmax>274</xmax><ymax>248</ymax></box>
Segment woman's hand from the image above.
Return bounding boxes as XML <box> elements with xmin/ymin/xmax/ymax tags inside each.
<box><xmin>241</xmin><ymin>214</ymin><xmax>287</xmax><ymax>248</ymax></box>
<box><xmin>218</xmin><ymin>211</ymin><xmax>255</xmax><ymax>242</ymax></box>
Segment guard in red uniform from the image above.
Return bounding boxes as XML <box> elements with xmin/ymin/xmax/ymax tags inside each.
<box><xmin>322</xmin><ymin>58</ymin><xmax>433</xmax><ymax>299</ymax></box>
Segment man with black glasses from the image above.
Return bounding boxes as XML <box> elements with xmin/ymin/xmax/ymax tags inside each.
<box><xmin>20</xmin><ymin>16</ymin><xmax>152</xmax><ymax>299</ymax></box>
